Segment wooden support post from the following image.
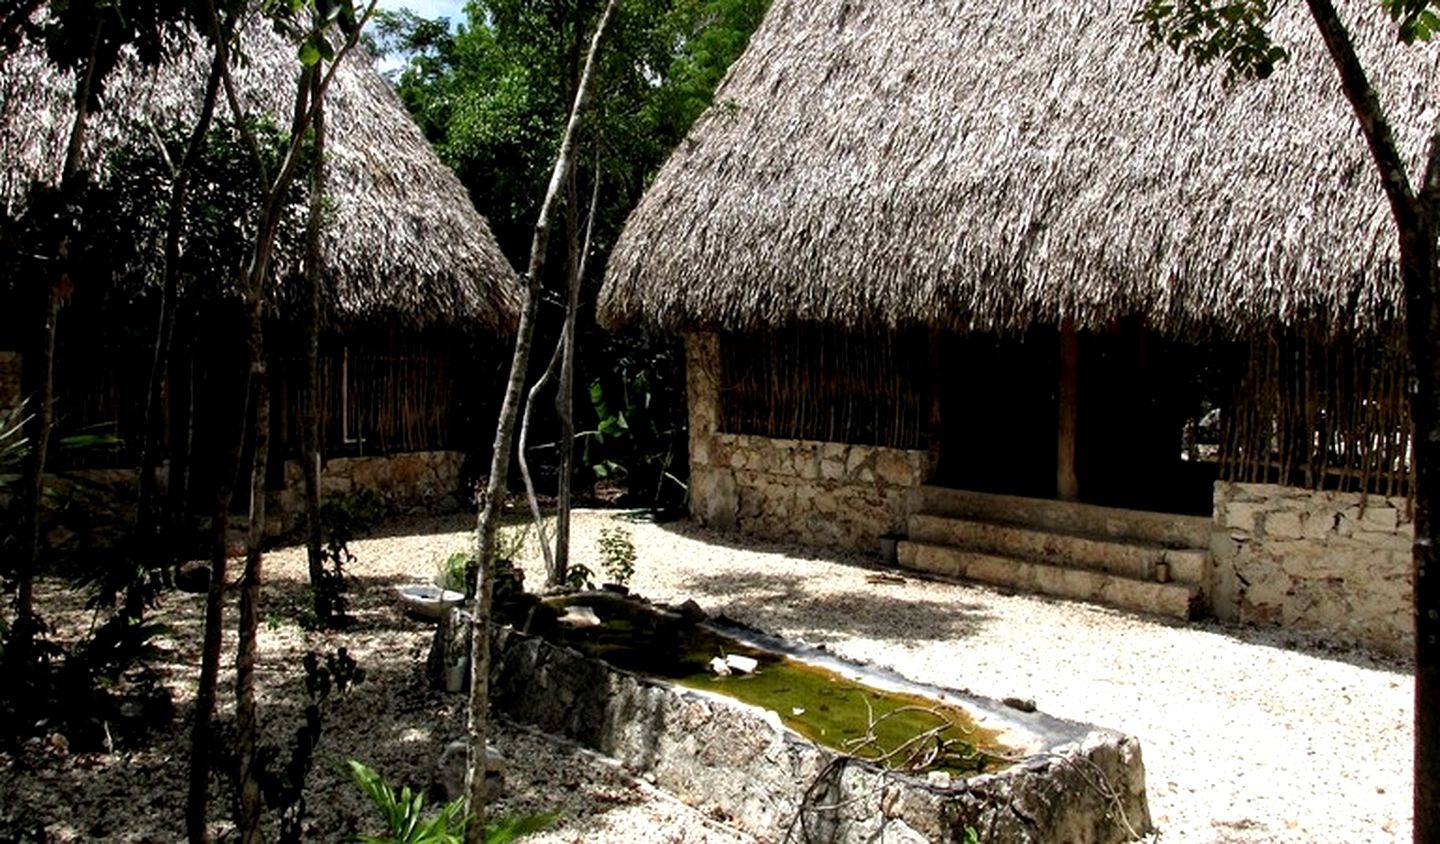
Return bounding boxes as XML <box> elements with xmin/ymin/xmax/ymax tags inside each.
<box><xmin>927</xmin><ymin>327</ymin><xmax>943</xmax><ymax>472</ymax></box>
<box><xmin>1057</xmin><ymin>318</ymin><xmax>1079</xmax><ymax>501</ymax></box>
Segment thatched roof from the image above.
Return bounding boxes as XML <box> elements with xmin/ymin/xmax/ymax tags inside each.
<box><xmin>0</xmin><ymin>16</ymin><xmax>521</xmax><ymax>331</ymax></box>
<box><xmin>600</xmin><ymin>0</ymin><xmax>1438</xmax><ymax>337</ymax></box>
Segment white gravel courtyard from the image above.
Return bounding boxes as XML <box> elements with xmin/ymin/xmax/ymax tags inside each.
<box><xmin>6</xmin><ymin>507</ymin><xmax>1409</xmax><ymax>842</ymax></box>
<box><xmin>523</xmin><ymin>509</ymin><xmax>1414</xmax><ymax>843</ymax></box>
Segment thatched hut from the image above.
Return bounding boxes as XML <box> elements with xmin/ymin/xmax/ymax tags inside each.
<box><xmin>599</xmin><ymin>0</ymin><xmax>1426</xmax><ymax>652</ymax></box>
<box><xmin>0</xmin><ymin>16</ymin><xmax>521</xmax><ymax>523</ymax></box>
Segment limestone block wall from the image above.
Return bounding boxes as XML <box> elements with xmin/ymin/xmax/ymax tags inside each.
<box><xmin>685</xmin><ymin>332</ymin><xmax>932</xmax><ymax>551</ymax></box>
<box><xmin>1211</xmin><ymin>482</ymin><xmax>1413</xmax><ymax>654</ymax></box>
<box><xmin>272</xmin><ymin>449</ymin><xmax>467</xmax><ymax>533</ymax></box>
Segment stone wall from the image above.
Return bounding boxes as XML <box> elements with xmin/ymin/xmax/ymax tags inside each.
<box><xmin>271</xmin><ymin>449</ymin><xmax>466</xmax><ymax>534</ymax></box>
<box><xmin>1211</xmin><ymin>482</ymin><xmax>1414</xmax><ymax>655</ymax></box>
<box><xmin>686</xmin><ymin>332</ymin><xmax>933</xmax><ymax>551</ymax></box>
<box><xmin>491</xmin><ymin>625</ymin><xmax>1151</xmax><ymax>843</ymax></box>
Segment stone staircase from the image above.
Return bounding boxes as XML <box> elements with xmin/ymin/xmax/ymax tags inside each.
<box><xmin>895</xmin><ymin>486</ymin><xmax>1213</xmax><ymax>620</ymax></box>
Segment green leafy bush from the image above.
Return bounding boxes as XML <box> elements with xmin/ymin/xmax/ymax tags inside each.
<box><xmin>597</xmin><ymin>526</ymin><xmax>636</xmax><ymax>586</ymax></box>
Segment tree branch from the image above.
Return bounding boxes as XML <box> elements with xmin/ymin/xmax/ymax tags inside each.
<box><xmin>1421</xmin><ymin>124</ymin><xmax>1440</xmax><ymax>202</ymax></box>
<box><xmin>1304</xmin><ymin>0</ymin><xmax>1418</xmax><ymax>223</ymax></box>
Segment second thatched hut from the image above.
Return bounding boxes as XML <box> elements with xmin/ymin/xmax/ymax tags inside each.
<box><xmin>0</xmin><ymin>16</ymin><xmax>521</xmax><ymax>532</ymax></box>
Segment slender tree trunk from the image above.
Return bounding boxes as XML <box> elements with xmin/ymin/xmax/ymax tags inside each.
<box><xmin>233</xmin><ymin>298</ymin><xmax>270</xmax><ymax>844</ymax></box>
<box><xmin>301</xmin><ymin>72</ymin><xmax>328</xmax><ymax>623</ymax></box>
<box><xmin>552</xmin><ymin>157</ymin><xmax>601</xmax><ymax>583</ymax></box>
<box><xmin>1398</xmin><ymin>220</ymin><xmax>1440</xmax><ymax>844</ymax></box>
<box><xmin>184</xmin><ymin>351</ymin><xmax>251</xmax><ymax>843</ymax></box>
<box><xmin>13</xmin><ymin>19</ymin><xmax>103</xmax><ymax>649</ymax></box>
<box><xmin>464</xmin><ymin>3</ymin><xmax>620</xmax><ymax>838</ymax></box>
<box><xmin>186</xmin><ymin>6</ymin><xmax>375</xmax><ymax>837</ymax></box>
<box><xmin>134</xmin><ymin>38</ymin><xmax>226</xmax><ymax>612</ymax></box>
<box><xmin>552</xmin><ymin>170</ymin><xmax>580</xmax><ymax>585</ymax></box>
<box><xmin>518</xmin><ymin>340</ymin><xmax>559</xmax><ymax>578</ymax></box>
<box><xmin>1289</xmin><ymin>4</ymin><xmax>1439</xmax><ymax>832</ymax></box>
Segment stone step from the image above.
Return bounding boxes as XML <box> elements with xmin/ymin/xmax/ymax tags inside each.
<box><xmin>896</xmin><ymin>541</ymin><xmax>1202</xmax><ymax>621</ymax></box>
<box><xmin>917</xmin><ymin>486</ymin><xmax>1213</xmax><ymax>549</ymax></box>
<box><xmin>907</xmin><ymin>513</ymin><xmax>1210</xmax><ymax>585</ymax></box>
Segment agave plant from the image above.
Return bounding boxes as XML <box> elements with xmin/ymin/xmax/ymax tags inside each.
<box><xmin>347</xmin><ymin>760</ymin><xmax>555</xmax><ymax>844</ymax></box>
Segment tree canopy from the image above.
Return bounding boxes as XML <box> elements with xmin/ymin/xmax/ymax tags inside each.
<box><xmin>377</xmin><ymin>0</ymin><xmax>768</xmax><ymax>266</ymax></box>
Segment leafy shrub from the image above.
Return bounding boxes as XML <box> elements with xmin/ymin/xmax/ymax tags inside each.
<box><xmin>436</xmin><ymin>551</ymin><xmax>470</xmax><ymax>594</ymax></box>
<box><xmin>564</xmin><ymin>562</ymin><xmax>595</xmax><ymax>591</ymax></box>
<box><xmin>314</xmin><ymin>489</ymin><xmax>386</xmax><ymax>626</ymax></box>
<box><xmin>444</xmin><ymin>521</ymin><xmax>540</xmax><ymax>598</ymax></box>
<box><xmin>597</xmin><ymin>526</ymin><xmax>636</xmax><ymax>586</ymax></box>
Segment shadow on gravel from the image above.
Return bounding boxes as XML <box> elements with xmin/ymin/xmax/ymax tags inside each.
<box><xmin>651</xmin><ymin>517</ymin><xmax>876</xmax><ymax>565</ymax></box>
<box><xmin>679</xmin><ymin>569</ymin><xmax>993</xmax><ymax>644</ymax></box>
<box><xmin>1188</xmin><ymin>617</ymin><xmax>1414</xmax><ymax>675</ymax></box>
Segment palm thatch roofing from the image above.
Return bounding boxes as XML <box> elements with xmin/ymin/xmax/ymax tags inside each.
<box><xmin>0</xmin><ymin>15</ymin><xmax>520</xmax><ymax>331</ymax></box>
<box><xmin>600</xmin><ymin>0</ymin><xmax>1439</xmax><ymax>337</ymax></box>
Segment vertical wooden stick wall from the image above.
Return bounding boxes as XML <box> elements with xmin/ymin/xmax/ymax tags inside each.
<box><xmin>1219</xmin><ymin>328</ymin><xmax>1411</xmax><ymax>496</ymax></box>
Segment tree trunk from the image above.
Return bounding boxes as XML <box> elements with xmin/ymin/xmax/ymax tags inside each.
<box><xmin>12</xmin><ymin>18</ymin><xmax>103</xmax><ymax>650</ymax></box>
<box><xmin>185</xmin><ymin>5</ymin><xmax>375</xmax><ymax>836</ymax></box>
<box><xmin>1398</xmin><ymin>219</ymin><xmax>1439</xmax><ymax>844</ymax></box>
<box><xmin>301</xmin><ymin>72</ymin><xmax>328</xmax><ymax>623</ymax></box>
<box><xmin>463</xmin><ymin>3</ymin><xmax>620</xmax><ymax>838</ymax></box>
<box><xmin>552</xmin><ymin>169</ymin><xmax>581</xmax><ymax>586</ymax></box>
<box><xmin>184</xmin><ymin>358</ymin><xmax>251</xmax><ymax>843</ymax></box>
<box><xmin>134</xmin><ymin>37</ymin><xmax>226</xmax><ymax>613</ymax></box>
<box><xmin>233</xmin><ymin>297</ymin><xmax>270</xmax><ymax>844</ymax></box>
<box><xmin>518</xmin><ymin>340</ymin><xmax>559</xmax><ymax>579</ymax></box>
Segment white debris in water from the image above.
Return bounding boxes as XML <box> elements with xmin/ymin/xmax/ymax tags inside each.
<box><xmin>724</xmin><ymin>654</ymin><xmax>759</xmax><ymax>674</ymax></box>
<box><xmin>559</xmin><ymin>605</ymin><xmax>602</xmax><ymax>628</ymax></box>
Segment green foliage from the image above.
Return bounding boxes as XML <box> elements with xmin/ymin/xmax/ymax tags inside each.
<box><xmin>314</xmin><ymin>489</ymin><xmax>386</xmax><ymax>626</ymax></box>
<box><xmin>0</xmin><ymin>610</ymin><xmax>174</xmax><ymax>751</ymax></box>
<box><xmin>596</xmin><ymin>525</ymin><xmax>635</xmax><ymax>585</ymax></box>
<box><xmin>349</xmin><ymin>758</ymin><xmax>558</xmax><ymax>843</ymax></box>
<box><xmin>442</xmin><ymin>521</ymin><xmax>538</xmax><ymax>596</ymax></box>
<box><xmin>481</xmin><ymin>812</ymin><xmax>559</xmax><ymax>844</ymax></box>
<box><xmin>565</xmin><ymin>561</ymin><xmax>596</xmax><ymax>590</ymax></box>
<box><xmin>1137</xmin><ymin>0</ymin><xmax>1440</xmax><ymax>80</ymax></box>
<box><xmin>437</xmin><ymin>550</ymin><xmax>472</xmax><ymax>593</ymax></box>
<box><xmin>1133</xmin><ymin>0</ymin><xmax>1289</xmax><ymax>81</ymax></box>
<box><xmin>1381</xmin><ymin>0</ymin><xmax>1440</xmax><ymax>41</ymax></box>
<box><xmin>35</xmin><ymin>0</ymin><xmax>195</xmax><ymax>112</ymax></box>
<box><xmin>349</xmin><ymin>759</ymin><xmax>470</xmax><ymax>843</ymax></box>
<box><xmin>375</xmin><ymin>1</ymin><xmax>765</xmax><ymax>507</ymax></box>
<box><xmin>91</xmin><ymin>117</ymin><xmax>313</xmax><ymax>306</ymax></box>
<box><xmin>582</xmin><ymin>336</ymin><xmax>687</xmax><ymax>505</ymax></box>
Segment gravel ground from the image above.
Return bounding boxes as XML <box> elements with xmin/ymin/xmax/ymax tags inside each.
<box><xmin>537</xmin><ymin>510</ymin><xmax>1414</xmax><ymax>843</ymax></box>
<box><xmin>2</xmin><ymin>507</ymin><xmax>1414</xmax><ymax>842</ymax></box>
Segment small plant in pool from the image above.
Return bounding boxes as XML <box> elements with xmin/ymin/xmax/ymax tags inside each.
<box><xmin>565</xmin><ymin>562</ymin><xmax>596</xmax><ymax>590</ymax></box>
<box><xmin>440</xmin><ymin>523</ymin><xmax>537</xmax><ymax>596</ymax></box>
<box><xmin>436</xmin><ymin>551</ymin><xmax>470</xmax><ymax>594</ymax></box>
<box><xmin>597</xmin><ymin>526</ymin><xmax>636</xmax><ymax>586</ymax></box>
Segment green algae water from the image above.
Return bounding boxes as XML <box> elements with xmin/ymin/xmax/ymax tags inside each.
<box><xmin>547</xmin><ymin>595</ymin><xmax>1014</xmax><ymax>775</ymax></box>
